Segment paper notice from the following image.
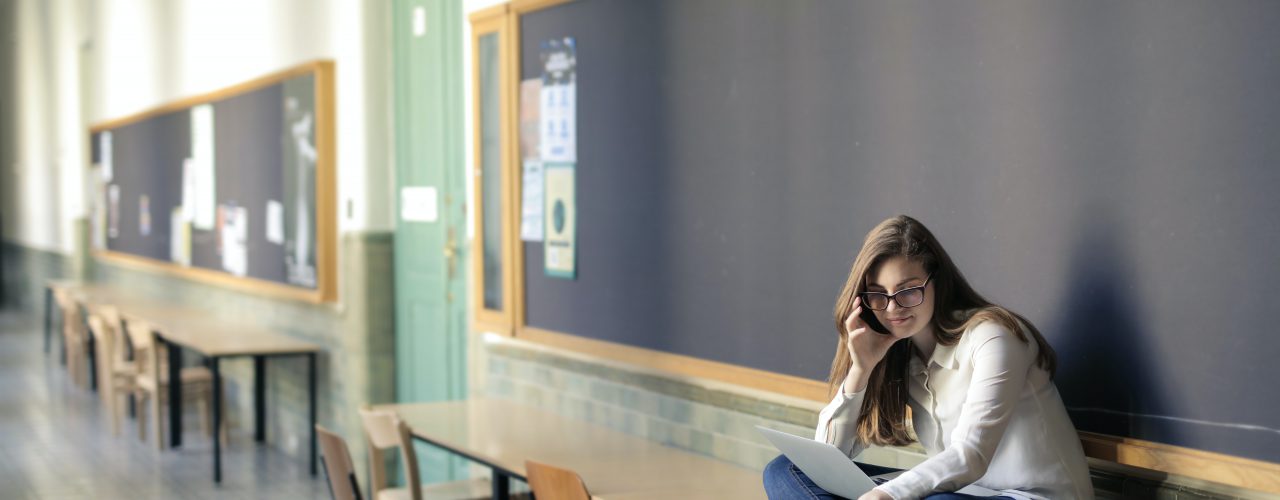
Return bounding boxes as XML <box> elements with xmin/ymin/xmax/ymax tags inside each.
<box><xmin>219</xmin><ymin>204</ymin><xmax>248</xmax><ymax>277</ymax></box>
<box><xmin>99</xmin><ymin>131</ymin><xmax>113</xmax><ymax>181</ymax></box>
<box><xmin>539</xmin><ymin>37</ymin><xmax>576</xmax><ymax>163</ymax></box>
<box><xmin>520</xmin><ymin>79</ymin><xmax>542</xmax><ymax>162</ymax></box>
<box><xmin>139</xmin><ymin>195</ymin><xmax>151</xmax><ymax>236</ymax></box>
<box><xmin>191</xmin><ymin>105</ymin><xmax>217</xmax><ymax>230</ymax></box>
<box><xmin>266</xmin><ymin>200</ymin><xmax>284</xmax><ymax>244</ymax></box>
<box><xmin>521</xmin><ymin>160</ymin><xmax>544</xmax><ymax>241</ymax></box>
<box><xmin>400</xmin><ymin>186</ymin><xmax>439</xmax><ymax>223</ymax></box>
<box><xmin>170</xmin><ymin>207</ymin><xmax>191</xmax><ymax>266</ymax></box>
<box><xmin>543</xmin><ymin>162</ymin><xmax>576</xmax><ymax>279</ymax></box>
<box><xmin>108</xmin><ymin>184</ymin><xmax>120</xmax><ymax>239</ymax></box>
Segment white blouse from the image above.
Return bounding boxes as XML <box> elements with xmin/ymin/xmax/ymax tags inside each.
<box><xmin>815</xmin><ymin>320</ymin><xmax>1094</xmax><ymax>500</ymax></box>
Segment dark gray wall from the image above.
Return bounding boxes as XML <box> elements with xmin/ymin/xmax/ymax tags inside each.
<box><xmin>520</xmin><ymin>0</ymin><xmax>1280</xmax><ymax>463</ymax></box>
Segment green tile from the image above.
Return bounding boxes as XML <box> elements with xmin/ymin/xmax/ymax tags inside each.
<box><xmin>689</xmin><ymin>429</ymin><xmax>714</xmax><ymax>455</ymax></box>
<box><xmin>646</xmin><ymin>417</ymin><xmax>674</xmax><ymax>445</ymax></box>
<box><xmin>783</xmin><ymin>405</ymin><xmax>819</xmax><ymax>427</ymax></box>
<box><xmin>710</xmin><ymin>434</ymin><xmax>744</xmax><ymax>464</ymax></box>
<box><xmin>562</xmin><ymin>371</ymin><xmax>590</xmax><ymax>396</ymax></box>
<box><xmin>657</xmin><ymin>395</ymin><xmax>694</xmax><ymax>424</ymax></box>
<box><xmin>588</xmin><ymin>379</ymin><xmax>620</xmax><ymax>405</ymax></box>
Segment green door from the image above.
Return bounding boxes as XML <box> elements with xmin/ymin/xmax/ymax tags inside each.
<box><xmin>392</xmin><ymin>0</ymin><xmax>467</xmax><ymax>483</ymax></box>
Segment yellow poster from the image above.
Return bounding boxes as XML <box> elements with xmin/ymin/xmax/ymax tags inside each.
<box><xmin>543</xmin><ymin>163</ymin><xmax>576</xmax><ymax>279</ymax></box>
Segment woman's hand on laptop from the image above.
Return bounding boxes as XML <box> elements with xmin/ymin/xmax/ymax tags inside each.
<box><xmin>858</xmin><ymin>488</ymin><xmax>894</xmax><ymax>500</ymax></box>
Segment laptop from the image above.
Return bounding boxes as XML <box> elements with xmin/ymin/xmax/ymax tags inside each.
<box><xmin>756</xmin><ymin>426</ymin><xmax>1002</xmax><ymax>498</ymax></box>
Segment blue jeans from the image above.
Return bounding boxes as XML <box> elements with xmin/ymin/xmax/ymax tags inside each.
<box><xmin>762</xmin><ymin>455</ymin><xmax>1014</xmax><ymax>499</ymax></box>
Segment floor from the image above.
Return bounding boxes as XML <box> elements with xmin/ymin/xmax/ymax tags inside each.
<box><xmin>0</xmin><ymin>308</ymin><xmax>329</xmax><ymax>500</ymax></box>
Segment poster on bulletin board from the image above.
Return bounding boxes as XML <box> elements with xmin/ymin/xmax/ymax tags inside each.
<box><xmin>539</xmin><ymin>37</ymin><xmax>576</xmax><ymax>163</ymax></box>
<box><xmin>537</xmin><ymin>37</ymin><xmax>577</xmax><ymax>279</ymax></box>
<box><xmin>543</xmin><ymin>162</ymin><xmax>576</xmax><ymax>279</ymax></box>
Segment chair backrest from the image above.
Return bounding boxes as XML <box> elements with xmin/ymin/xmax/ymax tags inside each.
<box><xmin>52</xmin><ymin>289</ymin><xmax>85</xmax><ymax>342</ymax></box>
<box><xmin>87</xmin><ymin>306</ymin><xmax>126</xmax><ymax>366</ymax></box>
<box><xmin>85</xmin><ymin>312</ymin><xmax>120</xmax><ymax>402</ymax></box>
<box><xmin>358</xmin><ymin>406</ymin><xmax>421</xmax><ymax>500</ymax></box>
<box><xmin>525</xmin><ymin>460</ymin><xmax>591</xmax><ymax>500</ymax></box>
<box><xmin>126</xmin><ymin>320</ymin><xmax>162</xmax><ymax>388</ymax></box>
<box><xmin>96</xmin><ymin>306</ymin><xmax>126</xmax><ymax>356</ymax></box>
<box><xmin>317</xmin><ymin>425</ymin><xmax>364</xmax><ymax>500</ymax></box>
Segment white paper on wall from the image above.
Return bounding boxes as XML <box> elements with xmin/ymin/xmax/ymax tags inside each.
<box><xmin>220</xmin><ymin>204</ymin><xmax>248</xmax><ymax>277</ymax></box>
<box><xmin>191</xmin><ymin>105</ymin><xmax>217</xmax><ymax>230</ymax></box>
<box><xmin>400</xmin><ymin>186</ymin><xmax>439</xmax><ymax>223</ymax></box>
<box><xmin>521</xmin><ymin>160</ymin><xmax>545</xmax><ymax>241</ymax></box>
<box><xmin>99</xmin><ymin>131</ymin><xmax>114</xmax><ymax>182</ymax></box>
<box><xmin>266</xmin><ymin>200</ymin><xmax>284</xmax><ymax>244</ymax></box>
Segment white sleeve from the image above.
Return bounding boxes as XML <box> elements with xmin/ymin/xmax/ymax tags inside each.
<box><xmin>877</xmin><ymin>327</ymin><xmax>1033</xmax><ymax>500</ymax></box>
<box><xmin>814</xmin><ymin>381</ymin><xmax>868</xmax><ymax>459</ymax></box>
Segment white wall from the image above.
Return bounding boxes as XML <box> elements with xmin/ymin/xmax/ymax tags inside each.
<box><xmin>3</xmin><ymin>0</ymin><xmax>80</xmax><ymax>253</ymax></box>
<box><xmin>1</xmin><ymin>0</ymin><xmax>396</xmax><ymax>256</ymax></box>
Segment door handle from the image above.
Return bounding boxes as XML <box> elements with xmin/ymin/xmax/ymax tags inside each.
<box><xmin>443</xmin><ymin>228</ymin><xmax>459</xmax><ymax>280</ymax></box>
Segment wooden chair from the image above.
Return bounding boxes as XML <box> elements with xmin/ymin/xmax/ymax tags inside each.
<box><xmin>525</xmin><ymin>460</ymin><xmax>591</xmax><ymax>500</ymax></box>
<box><xmin>128</xmin><ymin>320</ymin><xmax>222</xmax><ymax>450</ymax></box>
<box><xmin>317</xmin><ymin>424</ymin><xmax>364</xmax><ymax>500</ymax></box>
<box><xmin>360</xmin><ymin>406</ymin><xmax>423</xmax><ymax>500</ymax></box>
<box><xmin>85</xmin><ymin>307</ymin><xmax>138</xmax><ymax>436</ymax></box>
<box><xmin>52</xmin><ymin>288</ymin><xmax>89</xmax><ymax>388</ymax></box>
<box><xmin>358</xmin><ymin>406</ymin><xmax>491</xmax><ymax>500</ymax></box>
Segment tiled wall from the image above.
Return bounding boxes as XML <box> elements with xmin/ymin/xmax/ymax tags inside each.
<box><xmin>475</xmin><ymin>335</ymin><xmax>1268</xmax><ymax>500</ymax></box>
<box><xmin>0</xmin><ymin>241</ymin><xmax>72</xmax><ymax>311</ymax></box>
<box><xmin>476</xmin><ymin>335</ymin><xmax>927</xmax><ymax>472</ymax></box>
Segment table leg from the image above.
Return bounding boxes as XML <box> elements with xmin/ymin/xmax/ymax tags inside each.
<box><xmin>212</xmin><ymin>356</ymin><xmax>222</xmax><ymax>483</ymax></box>
<box><xmin>43</xmin><ymin>286</ymin><xmax>52</xmax><ymax>354</ymax></box>
<box><xmin>254</xmin><ymin>355</ymin><xmax>266</xmax><ymax>442</ymax></box>
<box><xmin>308</xmin><ymin>352</ymin><xmax>317</xmax><ymax>476</ymax></box>
<box><xmin>87</xmin><ymin>331</ymin><xmax>97</xmax><ymax>392</ymax></box>
<box><xmin>168</xmin><ymin>340</ymin><xmax>182</xmax><ymax>448</ymax></box>
<box><xmin>125</xmin><ymin>337</ymin><xmax>136</xmax><ymax>419</ymax></box>
<box><xmin>492</xmin><ymin>470</ymin><xmax>510</xmax><ymax>500</ymax></box>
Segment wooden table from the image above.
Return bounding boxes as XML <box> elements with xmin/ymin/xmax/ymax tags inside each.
<box><xmin>65</xmin><ymin>285</ymin><xmax>321</xmax><ymax>484</ymax></box>
<box><xmin>375</xmin><ymin>399</ymin><xmax>766</xmax><ymax>500</ymax></box>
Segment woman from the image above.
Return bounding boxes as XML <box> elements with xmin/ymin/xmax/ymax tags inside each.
<box><xmin>763</xmin><ymin>215</ymin><xmax>1093</xmax><ymax>500</ymax></box>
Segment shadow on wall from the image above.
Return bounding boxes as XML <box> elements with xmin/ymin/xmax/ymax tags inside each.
<box><xmin>1050</xmin><ymin>213</ymin><xmax>1178</xmax><ymax>445</ymax></box>
<box><xmin>1</xmin><ymin>214</ymin><xmax>6</xmax><ymax>305</ymax></box>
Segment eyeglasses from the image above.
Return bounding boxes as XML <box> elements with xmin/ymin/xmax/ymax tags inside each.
<box><xmin>860</xmin><ymin>274</ymin><xmax>932</xmax><ymax>311</ymax></box>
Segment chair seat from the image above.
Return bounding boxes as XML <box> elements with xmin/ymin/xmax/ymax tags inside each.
<box><xmin>375</xmin><ymin>478</ymin><xmax>493</xmax><ymax>500</ymax></box>
<box><xmin>136</xmin><ymin>366</ymin><xmax>213</xmax><ymax>392</ymax></box>
<box><xmin>177</xmin><ymin>366</ymin><xmax>213</xmax><ymax>383</ymax></box>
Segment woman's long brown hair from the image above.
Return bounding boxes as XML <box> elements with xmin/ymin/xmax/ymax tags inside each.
<box><xmin>828</xmin><ymin>215</ymin><xmax>1057</xmax><ymax>447</ymax></box>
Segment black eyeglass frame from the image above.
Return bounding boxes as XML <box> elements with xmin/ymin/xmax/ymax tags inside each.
<box><xmin>860</xmin><ymin>274</ymin><xmax>933</xmax><ymax>311</ymax></box>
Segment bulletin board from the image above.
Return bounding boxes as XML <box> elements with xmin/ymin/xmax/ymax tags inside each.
<box><xmin>500</xmin><ymin>0</ymin><xmax>1280</xmax><ymax>490</ymax></box>
<box><xmin>88</xmin><ymin>61</ymin><xmax>336</xmax><ymax>303</ymax></box>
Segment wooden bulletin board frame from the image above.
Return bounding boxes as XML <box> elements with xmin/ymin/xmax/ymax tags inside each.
<box><xmin>87</xmin><ymin>60</ymin><xmax>337</xmax><ymax>304</ymax></box>
<box><xmin>471</xmin><ymin>1</ymin><xmax>1280</xmax><ymax>493</ymax></box>
<box><xmin>470</xmin><ymin>4</ymin><xmax>518</xmax><ymax>335</ymax></box>
<box><xmin>496</xmin><ymin>0</ymin><xmax>829</xmax><ymax>402</ymax></box>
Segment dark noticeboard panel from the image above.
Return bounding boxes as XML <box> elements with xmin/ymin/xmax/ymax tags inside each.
<box><xmin>518</xmin><ymin>0</ymin><xmax>1280</xmax><ymax>463</ymax></box>
<box><xmin>90</xmin><ymin>69</ymin><xmax>323</xmax><ymax>293</ymax></box>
